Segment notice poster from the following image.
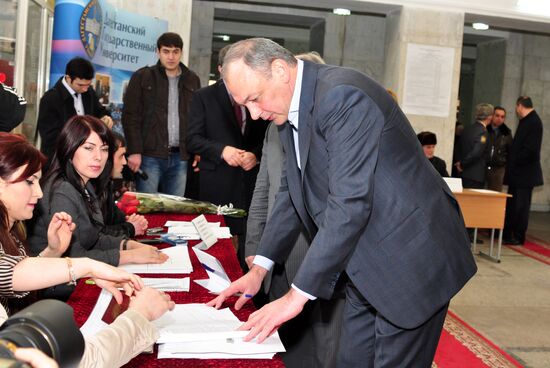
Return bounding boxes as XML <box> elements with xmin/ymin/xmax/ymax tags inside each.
<box><xmin>49</xmin><ymin>0</ymin><xmax>168</xmax><ymax>133</ymax></box>
<box><xmin>402</xmin><ymin>43</ymin><xmax>455</xmax><ymax>117</ymax></box>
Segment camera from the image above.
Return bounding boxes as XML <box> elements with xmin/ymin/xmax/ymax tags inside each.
<box><xmin>0</xmin><ymin>300</ymin><xmax>85</xmax><ymax>368</ymax></box>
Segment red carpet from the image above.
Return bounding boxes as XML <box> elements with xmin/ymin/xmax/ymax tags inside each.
<box><xmin>433</xmin><ymin>311</ymin><xmax>523</xmax><ymax>368</ymax></box>
<box><xmin>505</xmin><ymin>236</ymin><xmax>550</xmax><ymax>266</ymax></box>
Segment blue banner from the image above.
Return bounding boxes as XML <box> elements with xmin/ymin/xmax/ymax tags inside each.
<box><xmin>50</xmin><ymin>0</ymin><xmax>168</xmax><ymax>132</ymax></box>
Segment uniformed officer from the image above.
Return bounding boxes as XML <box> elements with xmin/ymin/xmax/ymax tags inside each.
<box><xmin>454</xmin><ymin>103</ymin><xmax>493</xmax><ymax>189</ymax></box>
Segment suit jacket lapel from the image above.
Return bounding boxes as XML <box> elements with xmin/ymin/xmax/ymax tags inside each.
<box><xmin>298</xmin><ymin>61</ymin><xmax>318</xmax><ymax>178</ymax></box>
<box><xmin>281</xmin><ymin>122</ymin><xmax>317</xmax><ymax>237</ymax></box>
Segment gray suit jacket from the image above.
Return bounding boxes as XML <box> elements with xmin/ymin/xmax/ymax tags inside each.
<box><xmin>28</xmin><ymin>180</ymin><xmax>123</xmax><ymax>266</ymax></box>
<box><xmin>256</xmin><ymin>61</ymin><xmax>477</xmax><ymax>329</ymax></box>
<box><xmin>245</xmin><ymin>122</ymin><xmax>310</xmax><ymax>293</ymax></box>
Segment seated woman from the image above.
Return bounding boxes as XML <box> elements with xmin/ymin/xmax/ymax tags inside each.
<box><xmin>0</xmin><ymin>132</ymin><xmax>174</xmax><ymax>368</ymax></box>
<box><xmin>28</xmin><ymin>116</ymin><xmax>167</xmax><ymax>298</ymax></box>
<box><xmin>417</xmin><ymin>131</ymin><xmax>449</xmax><ymax>177</ymax></box>
<box><xmin>102</xmin><ymin>131</ymin><xmax>148</xmax><ymax>238</ymax></box>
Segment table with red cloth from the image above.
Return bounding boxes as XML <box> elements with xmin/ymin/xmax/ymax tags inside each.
<box><xmin>67</xmin><ymin>213</ymin><xmax>285</xmax><ymax>368</ymax></box>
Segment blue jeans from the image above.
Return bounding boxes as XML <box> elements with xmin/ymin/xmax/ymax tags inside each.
<box><xmin>137</xmin><ymin>153</ymin><xmax>187</xmax><ymax>196</ymax></box>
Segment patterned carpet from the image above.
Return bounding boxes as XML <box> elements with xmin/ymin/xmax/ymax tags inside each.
<box><xmin>433</xmin><ymin>311</ymin><xmax>523</xmax><ymax>368</ymax></box>
<box><xmin>505</xmin><ymin>236</ymin><xmax>550</xmax><ymax>266</ymax></box>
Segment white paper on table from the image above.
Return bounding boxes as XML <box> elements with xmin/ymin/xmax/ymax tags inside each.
<box><xmin>142</xmin><ymin>277</ymin><xmax>190</xmax><ymax>292</ymax></box>
<box><xmin>469</xmin><ymin>189</ymin><xmax>499</xmax><ymax>194</ymax></box>
<box><xmin>164</xmin><ymin>221</ymin><xmax>221</xmax><ymax>228</ymax></box>
<box><xmin>159</xmin><ymin>332</ymin><xmax>285</xmax><ymax>355</ymax></box>
<box><xmin>153</xmin><ymin>304</ymin><xmax>245</xmax><ymax>344</ymax></box>
<box><xmin>192</xmin><ymin>247</ymin><xmax>231</xmax><ymax>293</ymax></box>
<box><xmin>158</xmin><ymin>350</ymin><xmax>276</xmax><ymax>359</ymax></box>
<box><xmin>444</xmin><ymin>177</ymin><xmax>463</xmax><ymax>192</ymax></box>
<box><xmin>121</xmin><ymin>246</ymin><xmax>193</xmax><ymax>274</ymax></box>
<box><xmin>79</xmin><ymin>289</ymin><xmax>112</xmax><ymax>337</ymax></box>
<box><xmin>166</xmin><ymin>226</ymin><xmax>232</xmax><ymax>240</ymax></box>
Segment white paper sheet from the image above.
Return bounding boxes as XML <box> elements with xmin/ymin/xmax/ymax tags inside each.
<box><xmin>153</xmin><ymin>304</ymin><xmax>285</xmax><ymax>359</ymax></box>
<box><xmin>142</xmin><ymin>277</ymin><xmax>190</xmax><ymax>292</ymax></box>
<box><xmin>121</xmin><ymin>246</ymin><xmax>193</xmax><ymax>274</ymax></box>
<box><xmin>164</xmin><ymin>221</ymin><xmax>221</xmax><ymax>228</ymax></box>
<box><xmin>79</xmin><ymin>289</ymin><xmax>112</xmax><ymax>337</ymax></box>
<box><xmin>166</xmin><ymin>226</ymin><xmax>232</xmax><ymax>239</ymax></box>
<box><xmin>192</xmin><ymin>248</ymin><xmax>231</xmax><ymax>294</ymax></box>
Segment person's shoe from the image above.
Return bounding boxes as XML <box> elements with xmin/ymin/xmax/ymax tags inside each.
<box><xmin>503</xmin><ymin>238</ymin><xmax>523</xmax><ymax>246</ymax></box>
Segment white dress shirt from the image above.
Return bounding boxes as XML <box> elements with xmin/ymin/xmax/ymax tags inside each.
<box><xmin>62</xmin><ymin>76</ymin><xmax>85</xmax><ymax>116</ymax></box>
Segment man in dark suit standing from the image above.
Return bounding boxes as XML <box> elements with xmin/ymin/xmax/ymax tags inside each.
<box><xmin>209</xmin><ymin>38</ymin><xmax>477</xmax><ymax>367</ymax></box>
<box><xmin>187</xmin><ymin>46</ymin><xmax>268</xmax><ymax>268</ymax></box>
<box><xmin>454</xmin><ymin>103</ymin><xmax>493</xmax><ymax>189</ymax></box>
<box><xmin>37</xmin><ymin>57</ymin><xmax>112</xmax><ymax>159</ymax></box>
<box><xmin>503</xmin><ymin>96</ymin><xmax>543</xmax><ymax>245</ymax></box>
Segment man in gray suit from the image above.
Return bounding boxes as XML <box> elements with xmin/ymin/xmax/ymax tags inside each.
<box><xmin>246</xmin><ymin>122</ymin><xmax>344</xmax><ymax>367</ymax></box>
<box><xmin>209</xmin><ymin>38</ymin><xmax>477</xmax><ymax>367</ymax></box>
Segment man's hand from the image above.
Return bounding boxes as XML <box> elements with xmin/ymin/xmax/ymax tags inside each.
<box><xmin>100</xmin><ymin>115</ymin><xmax>114</xmax><ymax>129</ymax></box>
<box><xmin>207</xmin><ymin>265</ymin><xmax>267</xmax><ymax>310</ymax></box>
<box><xmin>127</xmin><ymin>153</ymin><xmax>142</xmax><ymax>172</ymax></box>
<box><xmin>454</xmin><ymin>162</ymin><xmax>463</xmax><ymax>173</ymax></box>
<box><xmin>192</xmin><ymin>154</ymin><xmax>201</xmax><ymax>172</ymax></box>
<box><xmin>245</xmin><ymin>255</ymin><xmax>255</xmax><ymax>269</ymax></box>
<box><xmin>239</xmin><ymin>288</ymin><xmax>308</xmax><ymax>343</ymax></box>
<box><xmin>240</xmin><ymin>152</ymin><xmax>258</xmax><ymax>171</ymax></box>
<box><xmin>222</xmin><ymin>146</ymin><xmax>245</xmax><ymax>167</ymax></box>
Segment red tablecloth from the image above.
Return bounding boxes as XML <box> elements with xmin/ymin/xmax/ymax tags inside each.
<box><xmin>67</xmin><ymin>213</ymin><xmax>284</xmax><ymax>368</ymax></box>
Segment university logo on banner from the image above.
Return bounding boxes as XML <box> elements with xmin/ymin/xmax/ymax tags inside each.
<box><xmin>80</xmin><ymin>0</ymin><xmax>103</xmax><ymax>58</ymax></box>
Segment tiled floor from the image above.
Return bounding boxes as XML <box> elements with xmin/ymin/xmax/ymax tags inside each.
<box><xmin>450</xmin><ymin>211</ymin><xmax>550</xmax><ymax>368</ymax></box>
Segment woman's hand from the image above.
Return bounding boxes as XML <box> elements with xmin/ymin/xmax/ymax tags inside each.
<box><xmin>126</xmin><ymin>214</ymin><xmax>148</xmax><ymax>236</ymax></box>
<box><xmin>129</xmin><ymin>287</ymin><xmax>175</xmax><ymax>321</ymax></box>
<box><xmin>14</xmin><ymin>348</ymin><xmax>59</xmax><ymax>368</ymax></box>
<box><xmin>120</xmin><ymin>244</ymin><xmax>169</xmax><ymax>265</ymax></box>
<box><xmin>43</xmin><ymin>212</ymin><xmax>75</xmax><ymax>257</ymax></box>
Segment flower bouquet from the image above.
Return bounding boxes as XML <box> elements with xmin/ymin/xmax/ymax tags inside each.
<box><xmin>116</xmin><ymin>192</ymin><xmax>247</xmax><ymax>218</ymax></box>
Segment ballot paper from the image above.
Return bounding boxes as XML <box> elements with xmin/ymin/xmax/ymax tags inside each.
<box><xmin>142</xmin><ymin>277</ymin><xmax>190</xmax><ymax>292</ymax></box>
<box><xmin>80</xmin><ymin>289</ymin><xmax>112</xmax><ymax>337</ymax></box>
<box><xmin>153</xmin><ymin>304</ymin><xmax>285</xmax><ymax>359</ymax></box>
<box><xmin>192</xmin><ymin>247</ymin><xmax>231</xmax><ymax>293</ymax></box>
<box><xmin>164</xmin><ymin>220</ymin><xmax>232</xmax><ymax>239</ymax></box>
<box><xmin>121</xmin><ymin>246</ymin><xmax>193</xmax><ymax>274</ymax></box>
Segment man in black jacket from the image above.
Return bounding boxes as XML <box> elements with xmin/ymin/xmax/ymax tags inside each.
<box><xmin>37</xmin><ymin>57</ymin><xmax>112</xmax><ymax>159</ymax></box>
<box><xmin>503</xmin><ymin>96</ymin><xmax>544</xmax><ymax>245</ymax></box>
<box><xmin>455</xmin><ymin>103</ymin><xmax>493</xmax><ymax>188</ymax></box>
<box><xmin>122</xmin><ymin>32</ymin><xmax>201</xmax><ymax>197</ymax></box>
<box><xmin>486</xmin><ymin>106</ymin><xmax>513</xmax><ymax>192</ymax></box>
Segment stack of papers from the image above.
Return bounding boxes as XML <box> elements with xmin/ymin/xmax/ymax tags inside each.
<box><xmin>153</xmin><ymin>304</ymin><xmax>285</xmax><ymax>359</ymax></box>
<box><xmin>121</xmin><ymin>246</ymin><xmax>193</xmax><ymax>274</ymax></box>
<box><xmin>164</xmin><ymin>220</ymin><xmax>232</xmax><ymax>239</ymax></box>
<box><xmin>142</xmin><ymin>277</ymin><xmax>190</xmax><ymax>292</ymax></box>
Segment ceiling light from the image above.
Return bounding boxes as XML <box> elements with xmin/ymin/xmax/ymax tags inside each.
<box><xmin>333</xmin><ymin>8</ymin><xmax>351</xmax><ymax>16</ymax></box>
<box><xmin>472</xmin><ymin>22</ymin><xmax>489</xmax><ymax>30</ymax></box>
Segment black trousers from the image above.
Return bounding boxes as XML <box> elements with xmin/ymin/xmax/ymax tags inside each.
<box><xmin>504</xmin><ymin>186</ymin><xmax>534</xmax><ymax>243</ymax></box>
<box><xmin>337</xmin><ymin>281</ymin><xmax>448</xmax><ymax>368</ymax></box>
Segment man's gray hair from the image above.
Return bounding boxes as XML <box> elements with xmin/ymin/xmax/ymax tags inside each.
<box><xmin>222</xmin><ymin>38</ymin><xmax>297</xmax><ymax>78</ymax></box>
<box><xmin>475</xmin><ymin>103</ymin><xmax>494</xmax><ymax>120</ymax></box>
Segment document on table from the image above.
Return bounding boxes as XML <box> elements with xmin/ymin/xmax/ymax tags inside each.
<box><xmin>164</xmin><ymin>220</ymin><xmax>232</xmax><ymax>239</ymax></box>
<box><xmin>153</xmin><ymin>304</ymin><xmax>285</xmax><ymax>359</ymax></box>
<box><xmin>192</xmin><ymin>247</ymin><xmax>231</xmax><ymax>294</ymax></box>
<box><xmin>121</xmin><ymin>246</ymin><xmax>193</xmax><ymax>274</ymax></box>
<box><xmin>469</xmin><ymin>189</ymin><xmax>500</xmax><ymax>194</ymax></box>
<box><xmin>80</xmin><ymin>289</ymin><xmax>112</xmax><ymax>337</ymax></box>
<box><xmin>142</xmin><ymin>277</ymin><xmax>190</xmax><ymax>292</ymax></box>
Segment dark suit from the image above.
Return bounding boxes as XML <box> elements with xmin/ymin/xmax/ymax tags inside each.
<box><xmin>257</xmin><ymin>61</ymin><xmax>477</xmax><ymax>366</ymax></box>
<box><xmin>503</xmin><ymin>110</ymin><xmax>543</xmax><ymax>243</ymax></box>
<box><xmin>187</xmin><ymin>80</ymin><xmax>268</xmax><ymax>255</ymax></box>
<box><xmin>37</xmin><ymin>77</ymin><xmax>108</xmax><ymax>159</ymax></box>
<box><xmin>246</xmin><ymin>122</ymin><xmax>344</xmax><ymax>367</ymax></box>
<box><xmin>459</xmin><ymin>121</ymin><xmax>487</xmax><ymax>188</ymax></box>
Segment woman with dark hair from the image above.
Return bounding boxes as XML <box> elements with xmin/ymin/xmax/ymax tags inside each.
<box><xmin>103</xmin><ymin>131</ymin><xmax>148</xmax><ymax>238</ymax></box>
<box><xmin>0</xmin><ymin>132</ymin><xmax>174</xmax><ymax>368</ymax></box>
<box><xmin>28</xmin><ymin>115</ymin><xmax>167</xmax><ymax>275</ymax></box>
